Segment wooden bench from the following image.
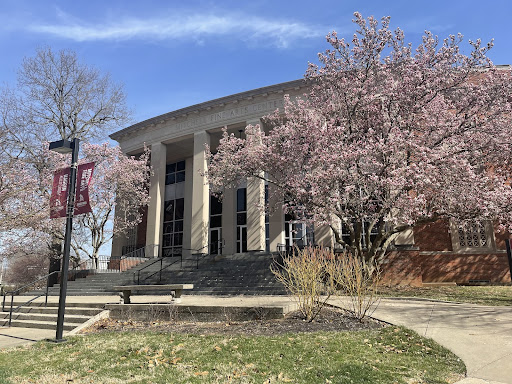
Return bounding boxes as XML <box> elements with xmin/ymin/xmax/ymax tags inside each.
<box><xmin>113</xmin><ymin>284</ymin><xmax>194</xmax><ymax>304</ymax></box>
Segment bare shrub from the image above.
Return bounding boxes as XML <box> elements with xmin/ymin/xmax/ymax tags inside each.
<box><xmin>271</xmin><ymin>247</ymin><xmax>380</xmax><ymax>322</ymax></box>
<box><xmin>271</xmin><ymin>247</ymin><xmax>335</xmax><ymax>322</ymax></box>
<box><xmin>167</xmin><ymin>303</ymin><xmax>179</xmax><ymax>321</ymax></box>
<box><xmin>332</xmin><ymin>252</ymin><xmax>381</xmax><ymax>321</ymax></box>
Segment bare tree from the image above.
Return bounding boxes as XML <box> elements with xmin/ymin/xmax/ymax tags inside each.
<box><xmin>0</xmin><ymin>47</ymin><xmax>132</xmax><ymax>275</ymax></box>
<box><xmin>2</xmin><ymin>47</ymin><xmax>130</xmax><ymax>148</ymax></box>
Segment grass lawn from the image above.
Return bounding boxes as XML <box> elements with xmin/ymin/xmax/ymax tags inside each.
<box><xmin>379</xmin><ymin>285</ymin><xmax>512</xmax><ymax>306</ymax></box>
<box><xmin>0</xmin><ymin>327</ymin><xmax>464</xmax><ymax>384</ymax></box>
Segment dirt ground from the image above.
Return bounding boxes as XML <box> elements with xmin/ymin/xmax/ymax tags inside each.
<box><xmin>81</xmin><ymin>307</ymin><xmax>387</xmax><ymax>336</ymax></box>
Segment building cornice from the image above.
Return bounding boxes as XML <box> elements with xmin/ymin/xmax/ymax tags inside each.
<box><xmin>110</xmin><ymin>78</ymin><xmax>307</xmax><ymax>141</ymax></box>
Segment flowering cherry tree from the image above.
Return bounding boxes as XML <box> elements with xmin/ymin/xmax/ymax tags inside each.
<box><xmin>71</xmin><ymin>143</ymin><xmax>150</xmax><ymax>268</ymax></box>
<box><xmin>1</xmin><ymin>143</ymin><xmax>150</xmax><ymax>272</ymax></box>
<box><xmin>208</xmin><ymin>13</ymin><xmax>512</xmax><ymax>265</ymax></box>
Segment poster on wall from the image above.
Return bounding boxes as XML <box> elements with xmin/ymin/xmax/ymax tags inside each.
<box><xmin>49</xmin><ymin>162</ymin><xmax>95</xmax><ymax>218</ymax></box>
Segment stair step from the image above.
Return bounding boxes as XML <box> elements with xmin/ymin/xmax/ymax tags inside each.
<box><xmin>8</xmin><ymin>301</ymin><xmax>107</xmax><ymax>309</ymax></box>
<box><xmin>7</xmin><ymin>306</ymin><xmax>102</xmax><ymax>316</ymax></box>
<box><xmin>0</xmin><ymin>311</ymin><xmax>90</xmax><ymax>323</ymax></box>
<box><xmin>0</xmin><ymin>318</ymin><xmax>79</xmax><ymax>331</ymax></box>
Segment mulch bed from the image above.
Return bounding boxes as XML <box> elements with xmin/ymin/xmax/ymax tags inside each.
<box><xmin>80</xmin><ymin>306</ymin><xmax>387</xmax><ymax>337</ymax></box>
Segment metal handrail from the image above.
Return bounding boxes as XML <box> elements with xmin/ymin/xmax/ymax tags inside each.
<box><xmin>133</xmin><ymin>239</ymin><xmax>224</xmax><ymax>285</ymax></box>
<box><xmin>193</xmin><ymin>239</ymin><xmax>225</xmax><ymax>269</ymax></box>
<box><xmin>277</xmin><ymin>243</ymin><xmax>310</xmax><ymax>255</ymax></box>
<box><xmin>183</xmin><ymin>239</ymin><xmax>224</xmax><ymax>269</ymax></box>
<box><xmin>138</xmin><ymin>256</ymin><xmax>183</xmax><ymax>284</ymax></box>
<box><xmin>122</xmin><ymin>244</ymin><xmax>159</xmax><ymax>259</ymax></box>
<box><xmin>69</xmin><ymin>259</ymin><xmax>90</xmax><ymax>280</ymax></box>
<box><xmin>2</xmin><ymin>270</ymin><xmax>59</xmax><ymax>326</ymax></box>
<box><xmin>134</xmin><ymin>257</ymin><xmax>164</xmax><ymax>285</ymax></box>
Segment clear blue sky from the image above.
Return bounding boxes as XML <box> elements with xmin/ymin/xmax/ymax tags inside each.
<box><xmin>1</xmin><ymin>0</ymin><xmax>511</xmax><ymax>127</ymax></box>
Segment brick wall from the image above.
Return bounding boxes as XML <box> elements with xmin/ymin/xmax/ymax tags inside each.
<box><xmin>409</xmin><ymin>220</ymin><xmax>512</xmax><ymax>284</ymax></box>
<box><xmin>414</xmin><ymin>220</ymin><xmax>453</xmax><ymax>251</ymax></box>
<box><xmin>420</xmin><ymin>253</ymin><xmax>511</xmax><ymax>283</ymax></box>
<box><xmin>379</xmin><ymin>250</ymin><xmax>423</xmax><ymax>287</ymax></box>
<box><xmin>119</xmin><ymin>257</ymin><xmax>146</xmax><ymax>272</ymax></box>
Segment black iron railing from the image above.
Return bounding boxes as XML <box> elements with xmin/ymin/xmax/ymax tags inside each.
<box><xmin>134</xmin><ymin>257</ymin><xmax>164</xmax><ymax>285</ymax></box>
<box><xmin>68</xmin><ymin>254</ymin><xmax>149</xmax><ymax>280</ymax></box>
<box><xmin>2</xmin><ymin>270</ymin><xmax>59</xmax><ymax>326</ymax></box>
<box><xmin>191</xmin><ymin>239</ymin><xmax>224</xmax><ymax>269</ymax></box>
<box><xmin>133</xmin><ymin>239</ymin><xmax>225</xmax><ymax>284</ymax></box>
<box><xmin>134</xmin><ymin>255</ymin><xmax>183</xmax><ymax>285</ymax></box>
<box><xmin>122</xmin><ymin>244</ymin><xmax>159</xmax><ymax>259</ymax></box>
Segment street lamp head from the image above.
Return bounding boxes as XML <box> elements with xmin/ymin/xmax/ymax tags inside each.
<box><xmin>48</xmin><ymin>139</ymin><xmax>74</xmax><ymax>154</ymax></box>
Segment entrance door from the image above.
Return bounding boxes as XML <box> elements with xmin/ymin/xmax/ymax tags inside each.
<box><xmin>285</xmin><ymin>219</ymin><xmax>308</xmax><ymax>251</ymax></box>
<box><xmin>210</xmin><ymin>228</ymin><xmax>222</xmax><ymax>255</ymax></box>
<box><xmin>237</xmin><ymin>225</ymin><xmax>247</xmax><ymax>253</ymax></box>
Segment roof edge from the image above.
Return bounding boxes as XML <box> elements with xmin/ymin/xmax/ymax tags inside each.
<box><xmin>110</xmin><ymin>78</ymin><xmax>306</xmax><ymax>141</ymax></box>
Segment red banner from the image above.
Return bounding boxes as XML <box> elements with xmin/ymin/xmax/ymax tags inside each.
<box><xmin>50</xmin><ymin>162</ymin><xmax>95</xmax><ymax>219</ymax></box>
<box><xmin>50</xmin><ymin>168</ymin><xmax>70</xmax><ymax>219</ymax></box>
<box><xmin>75</xmin><ymin>162</ymin><xmax>94</xmax><ymax>216</ymax></box>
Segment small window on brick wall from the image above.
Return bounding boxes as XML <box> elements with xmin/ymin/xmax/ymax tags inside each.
<box><xmin>450</xmin><ymin>220</ymin><xmax>496</xmax><ymax>252</ymax></box>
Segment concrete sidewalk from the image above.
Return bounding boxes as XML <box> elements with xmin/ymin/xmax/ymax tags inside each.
<box><xmin>0</xmin><ymin>327</ymin><xmax>56</xmax><ymax>349</ymax></box>
<box><xmin>370</xmin><ymin>298</ymin><xmax>512</xmax><ymax>384</ymax></box>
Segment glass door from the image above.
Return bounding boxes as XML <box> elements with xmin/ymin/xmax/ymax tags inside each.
<box><xmin>210</xmin><ymin>228</ymin><xmax>222</xmax><ymax>255</ymax></box>
<box><xmin>237</xmin><ymin>225</ymin><xmax>247</xmax><ymax>253</ymax></box>
<box><xmin>284</xmin><ymin>213</ymin><xmax>310</xmax><ymax>251</ymax></box>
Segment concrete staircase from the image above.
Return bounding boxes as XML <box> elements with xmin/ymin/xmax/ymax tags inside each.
<box><xmin>1</xmin><ymin>253</ymin><xmax>286</xmax><ymax>331</ymax></box>
<box><xmin>0</xmin><ymin>300</ymin><xmax>104</xmax><ymax>331</ymax></box>
<box><xmin>22</xmin><ymin>252</ymin><xmax>287</xmax><ymax>297</ymax></box>
<box><xmin>157</xmin><ymin>253</ymin><xmax>287</xmax><ymax>296</ymax></box>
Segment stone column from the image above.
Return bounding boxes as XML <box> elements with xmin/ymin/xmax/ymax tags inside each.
<box><xmin>395</xmin><ymin>228</ymin><xmax>415</xmax><ymax>246</ymax></box>
<box><xmin>247</xmin><ymin>175</ymin><xmax>266</xmax><ymax>251</ymax></box>
<box><xmin>182</xmin><ymin>157</ymin><xmax>194</xmax><ymax>258</ymax></box>
<box><xmin>145</xmin><ymin>142</ymin><xmax>167</xmax><ymax>257</ymax></box>
<box><xmin>246</xmin><ymin>119</ymin><xmax>266</xmax><ymax>252</ymax></box>
<box><xmin>191</xmin><ymin>131</ymin><xmax>210</xmax><ymax>253</ymax></box>
<box><xmin>222</xmin><ymin>187</ymin><xmax>236</xmax><ymax>254</ymax></box>
<box><xmin>315</xmin><ymin>225</ymin><xmax>334</xmax><ymax>248</ymax></box>
<box><xmin>268</xmin><ymin>184</ymin><xmax>284</xmax><ymax>252</ymax></box>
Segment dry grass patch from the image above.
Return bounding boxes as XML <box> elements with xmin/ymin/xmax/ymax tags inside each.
<box><xmin>0</xmin><ymin>327</ymin><xmax>465</xmax><ymax>384</ymax></box>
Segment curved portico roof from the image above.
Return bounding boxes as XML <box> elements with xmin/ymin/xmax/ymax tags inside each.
<box><xmin>110</xmin><ymin>78</ymin><xmax>307</xmax><ymax>141</ymax></box>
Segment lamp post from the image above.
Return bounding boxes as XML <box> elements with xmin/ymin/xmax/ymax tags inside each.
<box><xmin>49</xmin><ymin>138</ymin><xmax>79</xmax><ymax>342</ymax></box>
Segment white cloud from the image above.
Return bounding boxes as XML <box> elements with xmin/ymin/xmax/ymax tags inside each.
<box><xmin>26</xmin><ymin>9</ymin><xmax>328</xmax><ymax>48</ymax></box>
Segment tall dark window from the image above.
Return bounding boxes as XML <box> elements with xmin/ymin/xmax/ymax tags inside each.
<box><xmin>341</xmin><ymin>221</ymin><xmax>378</xmax><ymax>248</ymax></box>
<box><xmin>165</xmin><ymin>161</ymin><xmax>185</xmax><ymax>185</ymax></box>
<box><xmin>236</xmin><ymin>188</ymin><xmax>247</xmax><ymax>253</ymax></box>
<box><xmin>162</xmin><ymin>198</ymin><xmax>184</xmax><ymax>257</ymax></box>
<box><xmin>210</xmin><ymin>195</ymin><xmax>223</xmax><ymax>254</ymax></box>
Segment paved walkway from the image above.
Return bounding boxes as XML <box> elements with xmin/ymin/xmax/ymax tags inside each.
<box><xmin>1</xmin><ymin>295</ymin><xmax>512</xmax><ymax>384</ymax></box>
<box><xmin>0</xmin><ymin>327</ymin><xmax>56</xmax><ymax>349</ymax></box>
<box><xmin>369</xmin><ymin>298</ymin><xmax>512</xmax><ymax>384</ymax></box>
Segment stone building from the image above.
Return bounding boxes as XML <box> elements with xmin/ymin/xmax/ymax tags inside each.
<box><xmin>110</xmin><ymin>79</ymin><xmax>512</xmax><ymax>286</ymax></box>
